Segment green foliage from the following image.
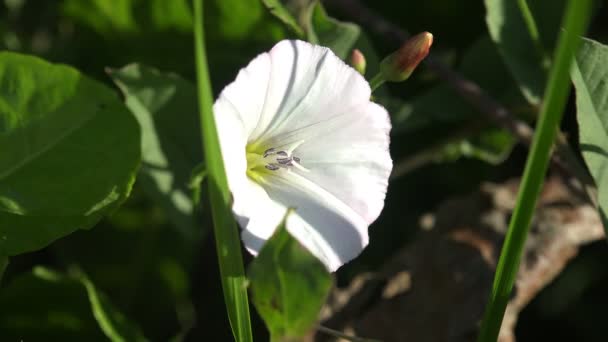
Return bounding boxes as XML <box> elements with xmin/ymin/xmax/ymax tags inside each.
<box><xmin>193</xmin><ymin>1</ymin><xmax>252</xmax><ymax>341</ymax></box>
<box><xmin>62</xmin><ymin>0</ymin><xmax>193</xmax><ymax>35</ymax></box>
<box><xmin>308</xmin><ymin>2</ymin><xmax>360</xmax><ymax>59</ymax></box>
<box><xmin>52</xmin><ymin>194</ymin><xmax>197</xmax><ymax>341</ymax></box>
<box><xmin>484</xmin><ymin>0</ymin><xmax>567</xmax><ymax>105</ymax></box>
<box><xmin>261</xmin><ymin>0</ymin><xmax>305</xmax><ymax>37</ymax></box>
<box><xmin>573</xmin><ymin>38</ymin><xmax>608</xmax><ymax>233</ymax></box>
<box><xmin>262</xmin><ymin>0</ymin><xmax>360</xmax><ymax>60</ymax></box>
<box><xmin>248</xmin><ymin>221</ymin><xmax>332</xmax><ymax>341</ymax></box>
<box><xmin>387</xmin><ymin>36</ymin><xmax>521</xmax><ymax>165</ymax></box>
<box><xmin>0</xmin><ymin>267</ymin><xmax>147</xmax><ymax>341</ymax></box>
<box><xmin>0</xmin><ymin>52</ymin><xmax>140</xmax><ymax>257</ymax></box>
<box><xmin>109</xmin><ymin>64</ymin><xmax>203</xmax><ymax>240</ymax></box>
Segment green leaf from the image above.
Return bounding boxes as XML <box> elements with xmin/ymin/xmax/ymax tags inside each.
<box><xmin>248</xmin><ymin>218</ymin><xmax>332</xmax><ymax>340</ymax></box>
<box><xmin>0</xmin><ymin>52</ymin><xmax>140</xmax><ymax>256</ymax></box>
<box><xmin>572</xmin><ymin>37</ymin><xmax>608</xmax><ymax>233</ymax></box>
<box><xmin>484</xmin><ymin>0</ymin><xmax>567</xmax><ymax>105</ymax></box>
<box><xmin>309</xmin><ymin>2</ymin><xmax>360</xmax><ymax>60</ymax></box>
<box><xmin>261</xmin><ymin>0</ymin><xmax>305</xmax><ymax>37</ymax></box>
<box><xmin>261</xmin><ymin>0</ymin><xmax>360</xmax><ymax>60</ymax></box>
<box><xmin>108</xmin><ymin>64</ymin><xmax>203</xmax><ymax>240</ymax></box>
<box><xmin>0</xmin><ymin>267</ymin><xmax>147</xmax><ymax>341</ymax></box>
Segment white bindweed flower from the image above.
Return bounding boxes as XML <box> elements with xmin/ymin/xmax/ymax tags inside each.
<box><xmin>213</xmin><ymin>40</ymin><xmax>392</xmax><ymax>272</ymax></box>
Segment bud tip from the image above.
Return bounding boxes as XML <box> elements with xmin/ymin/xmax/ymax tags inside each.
<box><xmin>350</xmin><ymin>49</ymin><xmax>367</xmax><ymax>75</ymax></box>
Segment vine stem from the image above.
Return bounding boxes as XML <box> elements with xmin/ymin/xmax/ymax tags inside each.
<box><xmin>193</xmin><ymin>1</ymin><xmax>253</xmax><ymax>341</ymax></box>
<box><xmin>477</xmin><ymin>0</ymin><xmax>592</xmax><ymax>340</ymax></box>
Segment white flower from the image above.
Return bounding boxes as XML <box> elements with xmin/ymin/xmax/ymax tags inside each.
<box><xmin>213</xmin><ymin>40</ymin><xmax>392</xmax><ymax>272</ymax></box>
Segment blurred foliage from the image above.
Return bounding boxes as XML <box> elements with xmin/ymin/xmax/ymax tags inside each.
<box><xmin>1</xmin><ymin>0</ymin><xmax>608</xmax><ymax>341</ymax></box>
<box><xmin>0</xmin><ymin>266</ymin><xmax>146</xmax><ymax>341</ymax></box>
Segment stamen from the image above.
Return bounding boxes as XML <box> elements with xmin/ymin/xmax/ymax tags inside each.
<box><xmin>263</xmin><ymin>148</ymin><xmax>276</xmax><ymax>158</ymax></box>
<box><xmin>260</xmin><ymin>147</ymin><xmax>302</xmax><ymax>171</ymax></box>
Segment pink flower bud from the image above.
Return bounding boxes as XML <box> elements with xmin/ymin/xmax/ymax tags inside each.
<box><xmin>380</xmin><ymin>32</ymin><xmax>433</xmax><ymax>82</ymax></box>
<box><xmin>350</xmin><ymin>49</ymin><xmax>367</xmax><ymax>75</ymax></box>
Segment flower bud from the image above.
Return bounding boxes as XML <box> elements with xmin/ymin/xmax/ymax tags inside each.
<box><xmin>379</xmin><ymin>32</ymin><xmax>433</xmax><ymax>82</ymax></box>
<box><xmin>350</xmin><ymin>49</ymin><xmax>367</xmax><ymax>75</ymax></box>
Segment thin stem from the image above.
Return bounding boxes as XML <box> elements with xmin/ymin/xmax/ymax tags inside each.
<box><xmin>193</xmin><ymin>1</ymin><xmax>253</xmax><ymax>341</ymax></box>
<box><xmin>477</xmin><ymin>1</ymin><xmax>592</xmax><ymax>341</ymax></box>
<box><xmin>517</xmin><ymin>0</ymin><xmax>551</xmax><ymax>69</ymax></box>
<box><xmin>369</xmin><ymin>73</ymin><xmax>385</xmax><ymax>92</ymax></box>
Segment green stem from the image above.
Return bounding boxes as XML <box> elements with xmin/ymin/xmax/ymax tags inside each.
<box><xmin>517</xmin><ymin>0</ymin><xmax>551</xmax><ymax>69</ymax></box>
<box><xmin>369</xmin><ymin>73</ymin><xmax>385</xmax><ymax>92</ymax></box>
<box><xmin>193</xmin><ymin>1</ymin><xmax>253</xmax><ymax>341</ymax></box>
<box><xmin>477</xmin><ymin>1</ymin><xmax>592</xmax><ymax>341</ymax></box>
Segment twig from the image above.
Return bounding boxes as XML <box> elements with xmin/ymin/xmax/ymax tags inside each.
<box><xmin>324</xmin><ymin>0</ymin><xmax>596</xmax><ymax>203</ymax></box>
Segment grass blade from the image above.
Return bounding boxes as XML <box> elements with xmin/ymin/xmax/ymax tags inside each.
<box><xmin>192</xmin><ymin>1</ymin><xmax>253</xmax><ymax>341</ymax></box>
<box><xmin>477</xmin><ymin>0</ymin><xmax>592</xmax><ymax>340</ymax></box>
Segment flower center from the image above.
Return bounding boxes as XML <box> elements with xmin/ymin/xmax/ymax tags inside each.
<box><xmin>247</xmin><ymin>147</ymin><xmax>302</xmax><ymax>174</ymax></box>
<box><xmin>246</xmin><ymin>139</ymin><xmax>308</xmax><ymax>182</ymax></box>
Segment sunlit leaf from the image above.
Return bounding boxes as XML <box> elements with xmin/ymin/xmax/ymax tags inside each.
<box><xmin>109</xmin><ymin>64</ymin><xmax>203</xmax><ymax>239</ymax></box>
<box><xmin>0</xmin><ymin>52</ymin><xmax>140</xmax><ymax>256</ymax></box>
<box><xmin>572</xmin><ymin>37</ymin><xmax>608</xmax><ymax>232</ymax></box>
<box><xmin>248</xmin><ymin>218</ymin><xmax>332</xmax><ymax>340</ymax></box>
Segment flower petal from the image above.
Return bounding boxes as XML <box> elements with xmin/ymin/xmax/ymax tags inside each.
<box><xmin>259</xmin><ymin>171</ymin><xmax>369</xmax><ymax>272</ymax></box>
<box><xmin>291</xmin><ymin>102</ymin><xmax>392</xmax><ymax>224</ymax></box>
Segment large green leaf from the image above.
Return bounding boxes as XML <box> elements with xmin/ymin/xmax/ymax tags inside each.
<box><xmin>0</xmin><ymin>267</ymin><xmax>147</xmax><ymax>341</ymax></box>
<box><xmin>0</xmin><ymin>52</ymin><xmax>140</xmax><ymax>256</ymax></box>
<box><xmin>484</xmin><ymin>0</ymin><xmax>567</xmax><ymax>105</ymax></box>
<box><xmin>248</xmin><ymin>221</ymin><xmax>332</xmax><ymax>340</ymax></box>
<box><xmin>572</xmin><ymin>38</ymin><xmax>608</xmax><ymax>232</ymax></box>
<box><xmin>109</xmin><ymin>64</ymin><xmax>203</xmax><ymax>239</ymax></box>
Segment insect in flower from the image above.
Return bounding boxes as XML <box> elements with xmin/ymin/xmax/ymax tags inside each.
<box><xmin>213</xmin><ymin>40</ymin><xmax>392</xmax><ymax>271</ymax></box>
